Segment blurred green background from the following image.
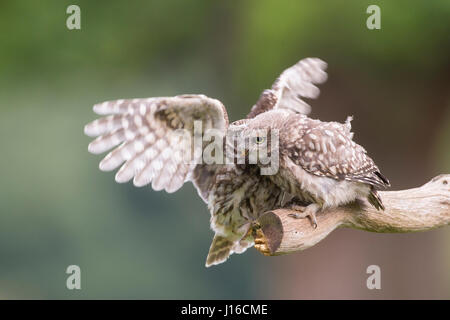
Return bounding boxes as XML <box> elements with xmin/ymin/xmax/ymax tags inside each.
<box><xmin>0</xmin><ymin>0</ymin><xmax>449</xmax><ymax>299</ymax></box>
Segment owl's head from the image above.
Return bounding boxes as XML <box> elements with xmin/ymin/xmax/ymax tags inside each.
<box><xmin>226</xmin><ymin>110</ymin><xmax>287</xmax><ymax>173</ymax></box>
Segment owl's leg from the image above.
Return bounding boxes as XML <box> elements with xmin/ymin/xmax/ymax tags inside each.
<box><xmin>233</xmin><ymin>223</ymin><xmax>254</xmax><ymax>254</ymax></box>
<box><xmin>287</xmin><ymin>203</ymin><xmax>319</xmax><ymax>229</ymax></box>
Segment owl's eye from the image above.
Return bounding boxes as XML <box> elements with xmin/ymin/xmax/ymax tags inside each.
<box><xmin>255</xmin><ymin>136</ymin><xmax>265</xmax><ymax>144</ymax></box>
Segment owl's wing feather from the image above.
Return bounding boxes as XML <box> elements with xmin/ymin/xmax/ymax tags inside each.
<box><xmin>286</xmin><ymin>117</ymin><xmax>390</xmax><ymax>189</ymax></box>
<box><xmin>85</xmin><ymin>95</ymin><xmax>228</xmax><ymax>194</ymax></box>
<box><xmin>247</xmin><ymin>58</ymin><xmax>328</xmax><ymax>118</ymax></box>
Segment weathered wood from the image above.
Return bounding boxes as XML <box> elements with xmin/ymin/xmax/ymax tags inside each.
<box><xmin>252</xmin><ymin>174</ymin><xmax>450</xmax><ymax>256</ymax></box>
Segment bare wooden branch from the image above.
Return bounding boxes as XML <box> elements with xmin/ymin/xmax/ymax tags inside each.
<box><xmin>252</xmin><ymin>174</ymin><xmax>450</xmax><ymax>256</ymax></box>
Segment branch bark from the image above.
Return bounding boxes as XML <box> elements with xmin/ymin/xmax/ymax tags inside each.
<box><xmin>252</xmin><ymin>174</ymin><xmax>450</xmax><ymax>256</ymax></box>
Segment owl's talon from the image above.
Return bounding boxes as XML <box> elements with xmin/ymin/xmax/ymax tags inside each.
<box><xmin>288</xmin><ymin>205</ymin><xmax>305</xmax><ymax>212</ymax></box>
<box><xmin>288</xmin><ymin>212</ymin><xmax>318</xmax><ymax>228</ymax></box>
<box><xmin>287</xmin><ymin>203</ymin><xmax>319</xmax><ymax>229</ymax></box>
<box><xmin>254</xmin><ymin>243</ymin><xmax>271</xmax><ymax>255</ymax></box>
<box><xmin>254</xmin><ymin>238</ymin><xmax>265</xmax><ymax>245</ymax></box>
<box><xmin>310</xmin><ymin>212</ymin><xmax>318</xmax><ymax>229</ymax></box>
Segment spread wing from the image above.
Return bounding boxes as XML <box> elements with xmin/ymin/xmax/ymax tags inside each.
<box><xmin>285</xmin><ymin>116</ymin><xmax>390</xmax><ymax>189</ymax></box>
<box><xmin>247</xmin><ymin>57</ymin><xmax>328</xmax><ymax>118</ymax></box>
<box><xmin>84</xmin><ymin>94</ymin><xmax>228</xmax><ymax>194</ymax></box>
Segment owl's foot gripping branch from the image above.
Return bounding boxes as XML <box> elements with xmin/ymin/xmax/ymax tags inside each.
<box><xmin>252</xmin><ymin>174</ymin><xmax>450</xmax><ymax>256</ymax></box>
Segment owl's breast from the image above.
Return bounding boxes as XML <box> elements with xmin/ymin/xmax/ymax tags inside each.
<box><xmin>269</xmin><ymin>165</ymin><xmax>319</xmax><ymax>203</ymax></box>
<box><xmin>208</xmin><ymin>165</ymin><xmax>283</xmax><ymax>237</ymax></box>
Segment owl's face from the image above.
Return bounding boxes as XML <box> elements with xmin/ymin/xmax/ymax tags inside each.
<box><xmin>240</xmin><ymin>127</ymin><xmax>277</xmax><ymax>165</ymax></box>
<box><xmin>244</xmin><ymin>109</ymin><xmax>289</xmax><ymax>151</ymax></box>
<box><xmin>223</xmin><ymin>125</ymin><xmax>276</xmax><ymax>176</ymax></box>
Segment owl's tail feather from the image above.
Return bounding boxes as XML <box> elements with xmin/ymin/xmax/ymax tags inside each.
<box><xmin>205</xmin><ymin>235</ymin><xmax>235</xmax><ymax>267</ymax></box>
<box><xmin>367</xmin><ymin>188</ymin><xmax>385</xmax><ymax>211</ymax></box>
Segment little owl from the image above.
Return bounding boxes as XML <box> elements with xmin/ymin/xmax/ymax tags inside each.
<box><xmin>84</xmin><ymin>58</ymin><xmax>389</xmax><ymax>267</ymax></box>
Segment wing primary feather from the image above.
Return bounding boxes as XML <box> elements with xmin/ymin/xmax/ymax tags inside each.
<box><xmin>86</xmin><ymin>95</ymin><xmax>228</xmax><ymax>195</ymax></box>
<box><xmin>247</xmin><ymin>57</ymin><xmax>328</xmax><ymax>118</ymax></box>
